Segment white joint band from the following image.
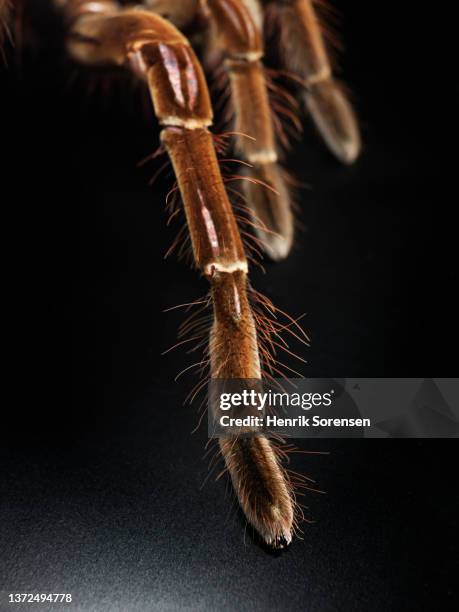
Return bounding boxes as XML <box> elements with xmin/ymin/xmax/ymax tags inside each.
<box><xmin>306</xmin><ymin>67</ymin><xmax>332</xmax><ymax>86</ymax></box>
<box><xmin>226</xmin><ymin>51</ymin><xmax>263</xmax><ymax>64</ymax></box>
<box><xmin>247</xmin><ymin>150</ymin><xmax>278</xmax><ymax>164</ymax></box>
<box><xmin>160</xmin><ymin>117</ymin><xmax>212</xmax><ymax>130</ymax></box>
<box><xmin>205</xmin><ymin>261</ymin><xmax>248</xmax><ymax>276</ymax></box>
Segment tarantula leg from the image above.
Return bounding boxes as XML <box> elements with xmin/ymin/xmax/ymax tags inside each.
<box><xmin>267</xmin><ymin>0</ymin><xmax>361</xmax><ymax>164</ymax></box>
<box><xmin>163</xmin><ymin>127</ymin><xmax>294</xmax><ymax>547</ymax></box>
<box><xmin>205</xmin><ymin>0</ymin><xmax>294</xmax><ymax>260</ymax></box>
<box><xmin>63</xmin><ymin>1</ymin><xmax>295</xmax><ymax>548</ymax></box>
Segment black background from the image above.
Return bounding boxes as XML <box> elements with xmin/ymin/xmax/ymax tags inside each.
<box><xmin>1</xmin><ymin>1</ymin><xmax>457</xmax><ymax>610</ymax></box>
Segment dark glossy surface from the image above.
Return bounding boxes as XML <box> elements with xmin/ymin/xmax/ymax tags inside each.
<box><xmin>1</xmin><ymin>2</ymin><xmax>456</xmax><ymax>610</ymax></box>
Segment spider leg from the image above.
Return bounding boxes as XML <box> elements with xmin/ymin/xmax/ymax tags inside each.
<box><xmin>205</xmin><ymin>0</ymin><xmax>294</xmax><ymax>261</ymax></box>
<box><xmin>62</xmin><ymin>0</ymin><xmax>295</xmax><ymax>548</ymax></box>
<box><xmin>265</xmin><ymin>0</ymin><xmax>361</xmax><ymax>164</ymax></box>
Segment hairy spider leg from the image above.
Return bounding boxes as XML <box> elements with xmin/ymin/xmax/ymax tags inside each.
<box><xmin>206</xmin><ymin>0</ymin><xmax>295</xmax><ymax>260</ymax></box>
<box><xmin>266</xmin><ymin>0</ymin><xmax>361</xmax><ymax>163</ymax></box>
<box><xmin>64</xmin><ymin>0</ymin><xmax>295</xmax><ymax>548</ymax></box>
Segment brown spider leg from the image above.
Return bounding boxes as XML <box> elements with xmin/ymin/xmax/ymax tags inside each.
<box><xmin>266</xmin><ymin>0</ymin><xmax>361</xmax><ymax>164</ymax></box>
<box><xmin>205</xmin><ymin>0</ymin><xmax>294</xmax><ymax>261</ymax></box>
<box><xmin>63</xmin><ymin>1</ymin><xmax>295</xmax><ymax>548</ymax></box>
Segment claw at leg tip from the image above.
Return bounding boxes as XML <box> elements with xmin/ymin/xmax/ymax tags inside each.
<box><xmin>263</xmin><ymin>530</ymin><xmax>293</xmax><ymax>550</ymax></box>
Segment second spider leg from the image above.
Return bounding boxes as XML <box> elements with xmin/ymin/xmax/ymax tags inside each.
<box><xmin>205</xmin><ymin>0</ymin><xmax>295</xmax><ymax>260</ymax></box>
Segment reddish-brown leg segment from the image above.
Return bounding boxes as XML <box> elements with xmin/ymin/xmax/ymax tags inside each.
<box><xmin>205</xmin><ymin>0</ymin><xmax>295</xmax><ymax>261</ymax></box>
<box><xmin>62</xmin><ymin>0</ymin><xmax>295</xmax><ymax>548</ymax></box>
<box><xmin>265</xmin><ymin>0</ymin><xmax>361</xmax><ymax>163</ymax></box>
